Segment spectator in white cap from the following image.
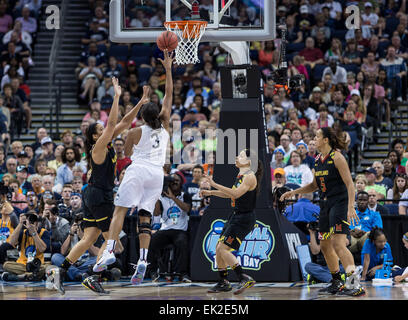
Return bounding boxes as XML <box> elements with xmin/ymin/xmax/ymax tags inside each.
<box><xmin>295</xmin><ymin>140</ymin><xmax>315</xmax><ymax>169</ymax></box>
<box><xmin>361</xmin><ymin>2</ymin><xmax>378</xmax><ymax>39</ymax></box>
<box><xmin>38</xmin><ymin>136</ymin><xmax>55</xmax><ymax>162</ymax></box>
<box><xmin>271</xmin><ymin>148</ymin><xmax>285</xmax><ymax>170</ymax></box>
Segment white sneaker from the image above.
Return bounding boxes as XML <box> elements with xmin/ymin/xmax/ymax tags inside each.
<box><xmin>345</xmin><ymin>265</ymin><xmax>363</xmax><ymax>290</ymax></box>
<box><xmin>46</xmin><ymin>265</ymin><xmax>65</xmax><ymax>295</ymax></box>
<box><xmin>93</xmin><ymin>250</ymin><xmax>116</xmax><ymax>273</ymax></box>
<box><xmin>131</xmin><ymin>260</ymin><xmax>148</xmax><ymax>285</ymax></box>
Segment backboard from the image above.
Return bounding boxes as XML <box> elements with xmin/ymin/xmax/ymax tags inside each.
<box><xmin>110</xmin><ymin>0</ymin><xmax>276</xmax><ymax>43</ymax></box>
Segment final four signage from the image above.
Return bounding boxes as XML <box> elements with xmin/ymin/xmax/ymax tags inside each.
<box><xmin>203</xmin><ymin>219</ymin><xmax>275</xmax><ymax>271</ymax></box>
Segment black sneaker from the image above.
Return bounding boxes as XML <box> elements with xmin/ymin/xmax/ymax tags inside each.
<box><xmin>337</xmin><ymin>287</ymin><xmax>366</xmax><ymax>297</ymax></box>
<box><xmin>1</xmin><ymin>272</ymin><xmax>19</xmax><ymax>282</ymax></box>
<box><xmin>82</xmin><ymin>275</ymin><xmax>110</xmax><ymax>295</ymax></box>
<box><xmin>318</xmin><ymin>278</ymin><xmax>344</xmax><ymax>295</ymax></box>
<box><xmin>180</xmin><ymin>274</ymin><xmax>192</xmax><ymax>283</ymax></box>
<box><xmin>233</xmin><ymin>275</ymin><xmax>256</xmax><ymax>295</ymax></box>
<box><xmin>208</xmin><ymin>280</ymin><xmax>232</xmax><ymax>293</ymax></box>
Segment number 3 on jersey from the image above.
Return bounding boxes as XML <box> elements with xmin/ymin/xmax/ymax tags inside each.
<box><xmin>319</xmin><ymin>177</ymin><xmax>327</xmax><ymax>193</ymax></box>
<box><xmin>151</xmin><ymin>133</ymin><xmax>160</xmax><ymax>148</ymax></box>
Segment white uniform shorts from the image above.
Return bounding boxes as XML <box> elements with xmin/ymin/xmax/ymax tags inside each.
<box><xmin>114</xmin><ymin>162</ymin><xmax>164</xmax><ymax>213</ymax></box>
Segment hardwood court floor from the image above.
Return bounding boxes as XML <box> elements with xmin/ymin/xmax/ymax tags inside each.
<box><xmin>0</xmin><ymin>279</ymin><xmax>407</xmax><ymax>300</ymax></box>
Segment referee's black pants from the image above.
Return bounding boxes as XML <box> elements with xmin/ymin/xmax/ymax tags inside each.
<box><xmin>147</xmin><ymin>229</ymin><xmax>190</xmax><ymax>276</ymax></box>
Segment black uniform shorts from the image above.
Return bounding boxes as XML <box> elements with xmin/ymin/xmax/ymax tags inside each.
<box><xmin>82</xmin><ymin>185</ymin><xmax>114</xmax><ymax>233</ymax></box>
<box><xmin>318</xmin><ymin>195</ymin><xmax>350</xmax><ymax>240</ymax></box>
<box><xmin>218</xmin><ymin>211</ymin><xmax>256</xmax><ymax>251</ymax></box>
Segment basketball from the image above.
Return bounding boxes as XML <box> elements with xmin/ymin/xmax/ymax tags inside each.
<box><xmin>156</xmin><ymin>31</ymin><xmax>178</xmax><ymax>52</ymax></box>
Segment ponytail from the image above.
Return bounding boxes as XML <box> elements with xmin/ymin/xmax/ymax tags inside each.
<box><xmin>368</xmin><ymin>227</ymin><xmax>385</xmax><ymax>243</ymax></box>
<box><xmin>85</xmin><ymin>123</ymin><xmax>98</xmax><ymax>170</ymax></box>
<box><xmin>321</xmin><ymin>126</ymin><xmax>348</xmax><ymax>151</ymax></box>
<box><xmin>244</xmin><ymin>149</ymin><xmax>264</xmax><ymax>195</ymax></box>
<box><xmin>141</xmin><ymin>102</ymin><xmax>161</xmax><ymax>130</ymax></box>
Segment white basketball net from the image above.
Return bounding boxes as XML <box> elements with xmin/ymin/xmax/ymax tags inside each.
<box><xmin>164</xmin><ymin>21</ymin><xmax>207</xmax><ymax>65</ymax></box>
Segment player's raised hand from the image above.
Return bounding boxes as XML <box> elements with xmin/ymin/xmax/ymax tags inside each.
<box><xmin>158</xmin><ymin>49</ymin><xmax>175</xmax><ymax>70</ymax></box>
<box><xmin>112</xmin><ymin>77</ymin><xmax>122</xmax><ymax>97</ymax></box>
<box><xmin>141</xmin><ymin>85</ymin><xmax>150</xmax><ymax>104</ymax></box>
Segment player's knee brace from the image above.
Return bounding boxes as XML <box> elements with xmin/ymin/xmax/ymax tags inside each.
<box><xmin>138</xmin><ymin>209</ymin><xmax>152</xmax><ymax>236</ymax></box>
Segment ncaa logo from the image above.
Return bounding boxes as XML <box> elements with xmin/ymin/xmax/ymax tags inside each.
<box><xmin>203</xmin><ymin>219</ymin><xmax>275</xmax><ymax>271</ymax></box>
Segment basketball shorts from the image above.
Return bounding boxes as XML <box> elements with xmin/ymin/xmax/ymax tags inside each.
<box><xmin>114</xmin><ymin>162</ymin><xmax>164</xmax><ymax>213</ymax></box>
<box><xmin>82</xmin><ymin>185</ymin><xmax>114</xmax><ymax>233</ymax></box>
<box><xmin>218</xmin><ymin>211</ymin><xmax>256</xmax><ymax>251</ymax></box>
<box><xmin>318</xmin><ymin>195</ymin><xmax>350</xmax><ymax>240</ymax></box>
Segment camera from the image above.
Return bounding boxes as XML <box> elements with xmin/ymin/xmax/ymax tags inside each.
<box><xmin>307</xmin><ymin>213</ymin><xmax>320</xmax><ymax>232</ymax></box>
<box><xmin>26</xmin><ymin>257</ymin><xmax>41</xmax><ymax>273</ymax></box>
<box><xmin>162</xmin><ymin>175</ymin><xmax>175</xmax><ymax>194</ymax></box>
<box><xmin>0</xmin><ymin>180</ymin><xmax>12</xmax><ymax>202</ymax></box>
<box><xmin>74</xmin><ymin>212</ymin><xmax>84</xmax><ymax>230</ymax></box>
<box><xmin>25</xmin><ymin>212</ymin><xmax>39</xmax><ymax>225</ymax></box>
<box><xmin>233</xmin><ymin>73</ymin><xmax>247</xmax><ymax>94</ymax></box>
<box><xmin>288</xmin><ymin>74</ymin><xmax>305</xmax><ymax>90</ymax></box>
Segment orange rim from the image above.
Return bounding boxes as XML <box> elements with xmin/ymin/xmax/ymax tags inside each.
<box><xmin>164</xmin><ymin>20</ymin><xmax>208</xmax><ymax>39</ymax></box>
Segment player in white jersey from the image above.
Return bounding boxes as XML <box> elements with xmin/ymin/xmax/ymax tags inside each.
<box><xmin>94</xmin><ymin>50</ymin><xmax>174</xmax><ymax>284</ymax></box>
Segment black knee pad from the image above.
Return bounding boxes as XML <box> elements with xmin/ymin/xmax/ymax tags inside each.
<box><xmin>138</xmin><ymin>223</ymin><xmax>152</xmax><ymax>236</ymax></box>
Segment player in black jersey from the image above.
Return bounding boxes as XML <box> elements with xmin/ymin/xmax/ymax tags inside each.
<box><xmin>46</xmin><ymin>78</ymin><xmax>151</xmax><ymax>295</ymax></box>
<box><xmin>201</xmin><ymin>149</ymin><xmax>263</xmax><ymax>294</ymax></box>
<box><xmin>280</xmin><ymin>127</ymin><xmax>365</xmax><ymax>297</ymax></box>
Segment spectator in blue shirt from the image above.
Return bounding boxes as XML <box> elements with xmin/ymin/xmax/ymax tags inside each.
<box><xmin>349</xmin><ymin>191</ymin><xmax>383</xmax><ymax>254</ymax></box>
<box><xmin>361</xmin><ymin>227</ymin><xmax>393</xmax><ymax>281</ymax></box>
<box><xmin>284</xmin><ymin>192</ymin><xmax>320</xmax><ymax>226</ymax></box>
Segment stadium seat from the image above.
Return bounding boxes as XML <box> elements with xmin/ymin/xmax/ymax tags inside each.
<box><xmin>383</xmin><ymin>204</ymin><xmax>399</xmax><ymax>215</ymax></box>
<box><xmin>312</xmin><ymin>64</ymin><xmax>327</xmax><ymax>83</ymax></box>
<box><xmin>138</xmin><ymin>67</ymin><xmax>152</xmax><ymax>84</ymax></box>
<box><xmin>385</xmin><ymin>16</ymin><xmax>400</xmax><ymax>36</ymax></box>
<box><xmin>287</xmin><ymin>42</ymin><xmax>305</xmax><ymax>53</ymax></box>
<box><xmin>109</xmin><ymin>44</ymin><xmax>129</xmax><ymax>62</ymax></box>
<box><xmin>130</xmin><ymin>55</ymin><xmax>150</xmax><ymax>65</ymax></box>
<box><xmin>331</xmin><ymin>29</ymin><xmax>347</xmax><ymax>41</ymax></box>
<box><xmin>131</xmin><ymin>44</ymin><xmax>152</xmax><ymax>58</ymax></box>
<box><xmin>97</xmin><ymin>44</ymin><xmax>108</xmax><ymax>54</ymax></box>
<box><xmin>378</xmin><ymin>40</ymin><xmax>390</xmax><ymax>54</ymax></box>
<box><xmin>342</xmin><ymin>64</ymin><xmax>360</xmax><ymax>75</ymax></box>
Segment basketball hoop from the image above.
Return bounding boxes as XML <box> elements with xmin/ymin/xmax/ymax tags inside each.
<box><xmin>164</xmin><ymin>20</ymin><xmax>208</xmax><ymax>65</ymax></box>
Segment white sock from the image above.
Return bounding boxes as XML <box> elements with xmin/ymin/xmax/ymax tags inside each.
<box><xmin>106</xmin><ymin>240</ymin><xmax>116</xmax><ymax>253</ymax></box>
<box><xmin>140</xmin><ymin>248</ymin><xmax>148</xmax><ymax>261</ymax></box>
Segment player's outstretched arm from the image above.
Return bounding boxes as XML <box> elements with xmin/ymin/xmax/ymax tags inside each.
<box><xmin>93</xmin><ymin>77</ymin><xmax>121</xmax><ymax>164</ymax></box>
<box><xmin>158</xmin><ymin>49</ymin><xmax>174</xmax><ymax>131</ymax></box>
<box><xmin>112</xmin><ymin>85</ymin><xmax>150</xmax><ymax>138</ymax></box>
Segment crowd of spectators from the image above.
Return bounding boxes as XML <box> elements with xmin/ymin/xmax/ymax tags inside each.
<box><xmin>2</xmin><ymin>0</ymin><xmax>408</xmax><ymax>284</ymax></box>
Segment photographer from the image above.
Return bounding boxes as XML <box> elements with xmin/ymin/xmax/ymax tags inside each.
<box><xmin>304</xmin><ymin>221</ymin><xmax>346</xmax><ymax>284</ymax></box>
<box><xmin>2</xmin><ymin>211</ymin><xmax>50</xmax><ymax>281</ymax></box>
<box><xmin>41</xmin><ymin>200</ymin><xmax>70</xmax><ymax>254</ymax></box>
<box><xmin>0</xmin><ymin>196</ymin><xmax>18</xmax><ymax>271</ymax></box>
<box><xmin>283</xmin><ymin>193</ymin><xmax>320</xmax><ymax>234</ymax></box>
<box><xmin>50</xmin><ymin>213</ymin><xmax>99</xmax><ymax>281</ymax></box>
<box><xmin>66</xmin><ymin>192</ymin><xmax>83</xmax><ymax>224</ymax></box>
<box><xmin>147</xmin><ymin>172</ymin><xmax>192</xmax><ymax>283</ymax></box>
